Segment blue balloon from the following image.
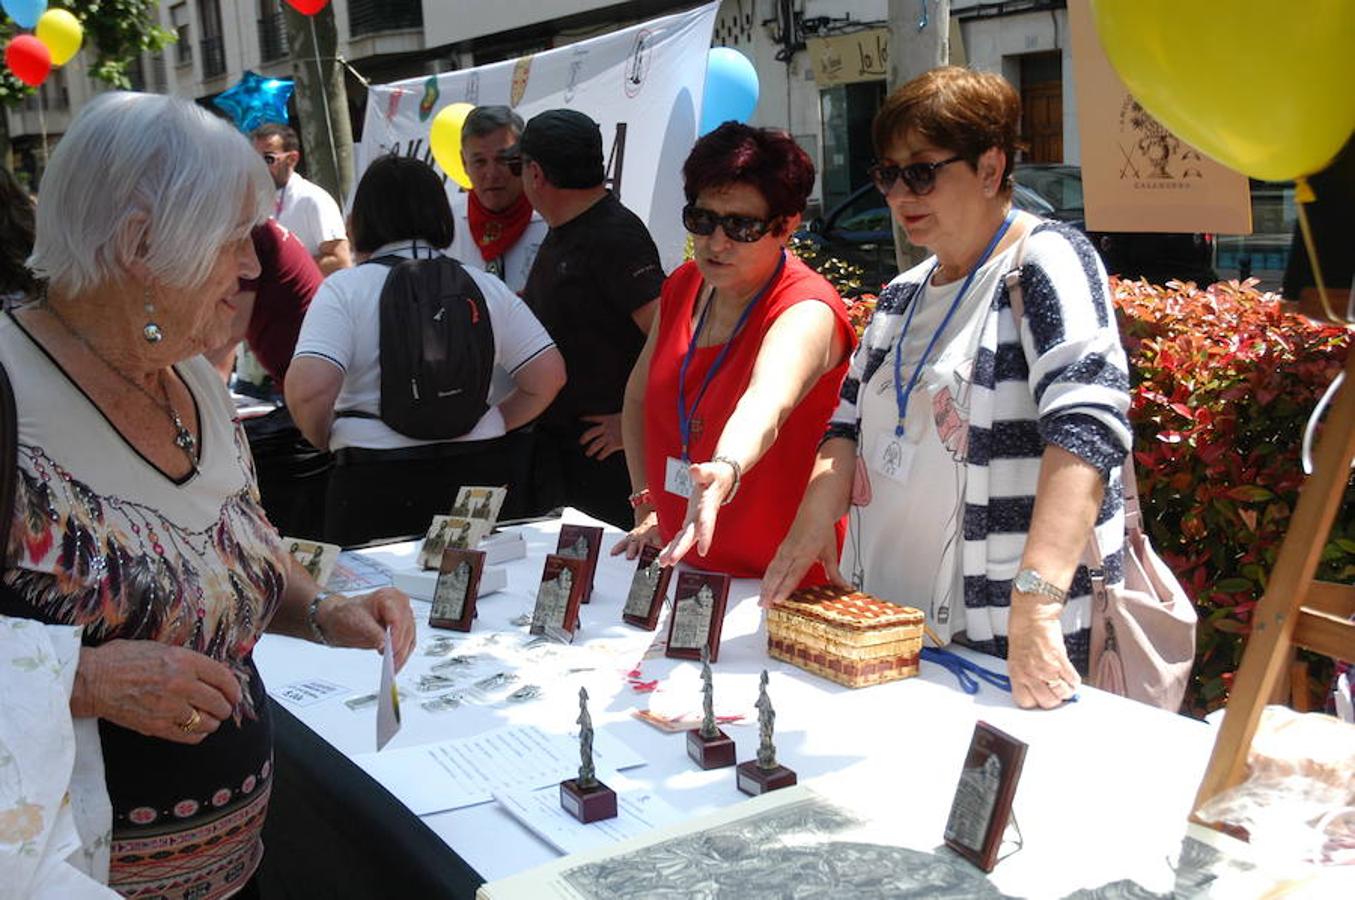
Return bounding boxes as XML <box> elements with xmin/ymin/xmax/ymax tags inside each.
<box><xmin>698</xmin><ymin>48</ymin><xmax>759</xmax><ymax>136</ymax></box>
<box><xmin>2</xmin><ymin>0</ymin><xmax>47</xmax><ymax>29</ymax></box>
<box><xmin>213</xmin><ymin>70</ymin><xmax>294</xmax><ymax>134</ymax></box>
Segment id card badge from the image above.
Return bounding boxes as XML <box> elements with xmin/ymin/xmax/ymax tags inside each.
<box><xmin>871</xmin><ymin>431</ymin><xmax>917</xmax><ymax>483</ymax></box>
<box><xmin>665</xmin><ymin>456</ymin><xmax>694</xmax><ymax>499</ymax></box>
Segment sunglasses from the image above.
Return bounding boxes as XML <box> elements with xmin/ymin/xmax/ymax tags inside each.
<box><xmin>869</xmin><ymin>155</ymin><xmax>965</xmax><ymax>196</ymax></box>
<box><xmin>262</xmin><ymin>152</ymin><xmax>286</xmax><ymax>165</ymax></box>
<box><xmin>682</xmin><ymin>205</ymin><xmax>777</xmax><ymax>243</ymax></box>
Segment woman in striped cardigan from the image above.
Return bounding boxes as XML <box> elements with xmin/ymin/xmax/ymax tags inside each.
<box><xmin>763</xmin><ymin>67</ymin><xmax>1132</xmax><ymax>710</ymax></box>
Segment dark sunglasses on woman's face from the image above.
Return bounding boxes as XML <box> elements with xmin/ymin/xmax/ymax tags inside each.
<box><xmin>869</xmin><ymin>155</ymin><xmax>965</xmax><ymax>196</ymax></box>
<box><xmin>682</xmin><ymin>205</ymin><xmax>776</xmax><ymax>243</ymax></box>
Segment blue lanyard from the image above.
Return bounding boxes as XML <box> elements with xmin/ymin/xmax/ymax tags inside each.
<box><xmin>677</xmin><ymin>252</ymin><xmax>786</xmax><ymax>460</ymax></box>
<box><xmin>921</xmin><ymin>647</ymin><xmax>1011</xmax><ymax>695</ymax></box>
<box><xmin>891</xmin><ymin>210</ymin><xmax>1016</xmax><ymax>437</ymax></box>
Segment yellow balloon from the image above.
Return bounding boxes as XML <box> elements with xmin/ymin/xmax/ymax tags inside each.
<box><xmin>429</xmin><ymin>102</ymin><xmax>475</xmax><ymax>190</ymax></box>
<box><xmin>1090</xmin><ymin>0</ymin><xmax>1355</xmax><ymax>182</ymax></box>
<box><xmin>36</xmin><ymin>8</ymin><xmax>83</xmax><ymax>68</ymax></box>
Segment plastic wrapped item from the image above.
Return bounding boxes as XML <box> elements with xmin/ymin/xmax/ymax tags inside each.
<box><xmin>1194</xmin><ymin>706</ymin><xmax>1355</xmax><ymax>876</ymax></box>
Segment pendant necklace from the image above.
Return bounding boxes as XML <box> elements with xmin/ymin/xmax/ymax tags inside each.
<box><xmin>44</xmin><ymin>300</ymin><xmax>200</xmax><ymax>471</ymax></box>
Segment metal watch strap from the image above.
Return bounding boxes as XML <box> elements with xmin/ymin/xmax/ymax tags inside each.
<box><xmin>1014</xmin><ymin>568</ymin><xmax>1068</xmax><ymax>603</ymax></box>
<box><xmin>307</xmin><ymin>590</ymin><xmax>338</xmax><ymax>645</ymax></box>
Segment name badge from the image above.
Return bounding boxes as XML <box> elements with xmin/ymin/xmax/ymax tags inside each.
<box><xmin>871</xmin><ymin>432</ymin><xmax>916</xmax><ymax>484</ymax></box>
<box><xmin>665</xmin><ymin>456</ymin><xmax>694</xmax><ymax>499</ymax></box>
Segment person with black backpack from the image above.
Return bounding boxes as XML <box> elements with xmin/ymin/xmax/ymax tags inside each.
<box><xmin>286</xmin><ymin>155</ymin><xmax>565</xmax><ymax>546</ymax></box>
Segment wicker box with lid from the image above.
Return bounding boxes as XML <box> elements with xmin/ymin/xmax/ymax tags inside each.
<box><xmin>767</xmin><ymin>585</ymin><xmax>925</xmax><ymax>688</ymax></box>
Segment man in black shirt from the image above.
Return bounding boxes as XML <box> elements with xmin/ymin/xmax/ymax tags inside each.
<box><xmin>518</xmin><ymin>109</ymin><xmax>665</xmax><ymax>527</ymax></box>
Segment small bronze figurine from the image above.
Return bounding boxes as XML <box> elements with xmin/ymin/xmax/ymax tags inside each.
<box><xmin>686</xmin><ymin>645</ymin><xmax>735</xmax><ymax>769</ymax></box>
<box><xmin>560</xmin><ymin>686</ymin><xmax>617</xmax><ymax>822</ymax></box>
<box><xmin>736</xmin><ymin>670</ymin><xmax>797</xmax><ymax>795</ymax></box>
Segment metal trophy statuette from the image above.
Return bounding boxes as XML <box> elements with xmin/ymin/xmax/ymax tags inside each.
<box><xmin>685</xmin><ymin>645</ymin><xmax>736</xmax><ymax>769</ymax></box>
<box><xmin>559</xmin><ymin>686</ymin><xmax>618</xmax><ymax>822</ymax></box>
<box><xmin>736</xmin><ymin>670</ymin><xmax>797</xmax><ymax>795</ymax></box>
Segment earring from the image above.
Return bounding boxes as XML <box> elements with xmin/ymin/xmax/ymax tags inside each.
<box><xmin>142</xmin><ymin>285</ymin><xmax>163</xmax><ymax>344</ymax></box>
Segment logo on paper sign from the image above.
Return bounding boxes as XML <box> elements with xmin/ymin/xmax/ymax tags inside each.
<box><xmin>511</xmin><ymin>56</ymin><xmax>534</xmax><ymax>107</ymax></box>
<box><xmin>418</xmin><ymin>76</ymin><xmax>439</xmax><ymax>122</ymax></box>
<box><xmin>624</xmin><ymin>30</ymin><xmax>652</xmax><ymax>98</ymax></box>
<box><xmin>464</xmin><ymin>72</ymin><xmax>480</xmax><ymax>106</ymax></box>
<box><xmin>1117</xmin><ymin>98</ymin><xmax>1204</xmax><ymax>187</ymax></box>
<box><xmin>564</xmin><ymin>46</ymin><xmax>589</xmax><ymax>103</ymax></box>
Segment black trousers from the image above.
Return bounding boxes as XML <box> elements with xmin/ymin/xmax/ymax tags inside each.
<box><xmin>323</xmin><ymin>437</ymin><xmax>518</xmax><ymax>547</ymax></box>
<box><xmin>529</xmin><ymin>422</ymin><xmax>633</xmax><ymax>530</ymax></box>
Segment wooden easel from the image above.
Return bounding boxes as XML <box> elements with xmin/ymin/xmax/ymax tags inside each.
<box><xmin>1194</xmin><ymin>333</ymin><xmax>1355</xmax><ymax>811</ymax></box>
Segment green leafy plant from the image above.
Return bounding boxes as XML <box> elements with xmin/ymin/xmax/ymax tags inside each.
<box><xmin>1113</xmin><ymin>276</ymin><xmax>1351</xmax><ymax>715</ymax></box>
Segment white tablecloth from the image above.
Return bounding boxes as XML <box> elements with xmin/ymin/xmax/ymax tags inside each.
<box><xmin>253</xmin><ymin>510</ymin><xmax>1216</xmax><ymax>896</ymax></box>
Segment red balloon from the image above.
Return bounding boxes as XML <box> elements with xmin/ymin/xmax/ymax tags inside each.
<box><xmin>5</xmin><ymin>35</ymin><xmax>51</xmax><ymax>88</ymax></box>
<box><xmin>284</xmin><ymin>0</ymin><xmax>330</xmax><ymax>14</ymax></box>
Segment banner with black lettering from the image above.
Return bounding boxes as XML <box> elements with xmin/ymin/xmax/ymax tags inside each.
<box><xmin>355</xmin><ymin>1</ymin><xmax>719</xmax><ymax>272</ymax></box>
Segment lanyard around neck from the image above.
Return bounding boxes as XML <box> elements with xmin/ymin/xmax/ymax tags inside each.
<box><xmin>677</xmin><ymin>251</ymin><xmax>786</xmax><ymax>460</ymax></box>
<box><xmin>890</xmin><ymin>210</ymin><xmax>1016</xmax><ymax>437</ymax></box>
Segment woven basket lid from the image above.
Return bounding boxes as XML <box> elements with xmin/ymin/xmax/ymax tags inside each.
<box><xmin>773</xmin><ymin>584</ymin><xmax>924</xmax><ymax>630</ymax></box>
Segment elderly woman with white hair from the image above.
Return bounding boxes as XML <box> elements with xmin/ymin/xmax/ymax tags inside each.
<box><xmin>0</xmin><ymin>93</ymin><xmax>415</xmax><ymax>898</ymax></box>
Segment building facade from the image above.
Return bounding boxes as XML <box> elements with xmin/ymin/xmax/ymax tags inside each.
<box><xmin>5</xmin><ymin>0</ymin><xmax>1079</xmax><ymax>212</ymax></box>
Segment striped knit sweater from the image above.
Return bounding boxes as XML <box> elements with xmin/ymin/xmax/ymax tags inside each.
<box><xmin>826</xmin><ymin>221</ymin><xmax>1132</xmax><ymax>670</ymax></box>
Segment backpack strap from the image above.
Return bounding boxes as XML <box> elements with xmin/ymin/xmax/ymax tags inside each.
<box><xmin>334</xmin><ymin>255</ymin><xmax>413</xmax><ymax>422</ymax></box>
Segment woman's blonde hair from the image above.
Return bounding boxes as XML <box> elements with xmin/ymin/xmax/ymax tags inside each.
<box><xmin>29</xmin><ymin>92</ymin><xmax>273</xmax><ymax>296</ymax></box>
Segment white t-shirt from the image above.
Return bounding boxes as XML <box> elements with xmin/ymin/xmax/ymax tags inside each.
<box><xmin>448</xmin><ymin>191</ymin><xmax>549</xmax><ymax>294</ymax></box>
<box><xmin>292</xmin><ymin>240</ymin><xmax>556</xmax><ymax>451</ymax></box>
<box><xmin>846</xmin><ymin>243</ymin><xmax>1021</xmax><ymax>642</ymax></box>
<box><xmin>275</xmin><ymin>172</ymin><xmax>347</xmax><ymax>256</ymax></box>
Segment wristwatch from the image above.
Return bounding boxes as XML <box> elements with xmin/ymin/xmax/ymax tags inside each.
<box><xmin>1012</xmin><ymin>568</ymin><xmax>1068</xmax><ymax>604</ymax></box>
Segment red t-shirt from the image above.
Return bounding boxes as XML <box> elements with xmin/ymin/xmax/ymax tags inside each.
<box><xmin>643</xmin><ymin>255</ymin><xmax>854</xmax><ymax>585</ymax></box>
<box><xmin>242</xmin><ymin>219</ymin><xmax>323</xmax><ymax>382</ymax></box>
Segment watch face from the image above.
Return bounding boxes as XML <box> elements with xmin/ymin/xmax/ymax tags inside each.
<box><xmin>1014</xmin><ymin>570</ymin><xmax>1038</xmax><ymax>593</ymax></box>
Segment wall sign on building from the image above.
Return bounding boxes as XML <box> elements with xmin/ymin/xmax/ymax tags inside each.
<box><xmin>1068</xmin><ymin>0</ymin><xmax>1251</xmax><ymax>235</ymax></box>
<box><xmin>807</xmin><ymin>29</ymin><xmax>890</xmax><ymax>88</ymax></box>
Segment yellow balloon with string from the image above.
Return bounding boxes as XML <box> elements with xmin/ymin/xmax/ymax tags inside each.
<box><xmin>1090</xmin><ymin>0</ymin><xmax>1355</xmax><ymax>321</ymax></box>
<box><xmin>428</xmin><ymin>102</ymin><xmax>475</xmax><ymax>191</ymax></box>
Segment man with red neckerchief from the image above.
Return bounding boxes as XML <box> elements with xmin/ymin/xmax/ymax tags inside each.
<box><xmin>448</xmin><ymin>106</ymin><xmax>550</xmax><ymax>518</ymax></box>
<box><xmin>448</xmin><ymin>106</ymin><xmax>548</xmax><ymax>293</ymax></box>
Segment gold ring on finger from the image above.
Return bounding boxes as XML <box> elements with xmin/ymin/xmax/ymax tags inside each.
<box><xmin>178</xmin><ymin>708</ymin><xmax>202</xmax><ymax>734</ymax></box>
<box><xmin>1043</xmin><ymin>678</ymin><xmax>1064</xmax><ymax>689</ymax></box>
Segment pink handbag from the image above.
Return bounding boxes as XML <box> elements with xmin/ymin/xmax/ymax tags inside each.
<box><xmin>1005</xmin><ymin>229</ymin><xmax>1197</xmax><ymax>711</ymax></box>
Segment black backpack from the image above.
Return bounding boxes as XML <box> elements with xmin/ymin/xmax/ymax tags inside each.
<box><xmin>336</xmin><ymin>254</ymin><xmax>495</xmax><ymax>440</ymax></box>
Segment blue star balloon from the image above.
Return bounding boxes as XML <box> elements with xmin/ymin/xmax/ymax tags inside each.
<box><xmin>213</xmin><ymin>70</ymin><xmax>294</xmax><ymax>134</ymax></box>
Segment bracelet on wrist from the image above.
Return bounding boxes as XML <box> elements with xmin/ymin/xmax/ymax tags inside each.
<box><xmin>628</xmin><ymin>487</ymin><xmax>654</xmax><ymax>509</ymax></box>
<box><xmin>711</xmin><ymin>455</ymin><xmax>742</xmax><ymax>506</ymax></box>
<box><xmin>307</xmin><ymin>590</ymin><xmax>339</xmax><ymax>645</ymax></box>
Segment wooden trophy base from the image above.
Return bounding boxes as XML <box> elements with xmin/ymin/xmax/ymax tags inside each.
<box><xmin>559</xmin><ymin>778</ymin><xmax>618</xmax><ymax>823</ymax></box>
<box><xmin>686</xmin><ymin>728</ymin><xmax>736</xmax><ymax>769</ymax></box>
<box><xmin>736</xmin><ymin>760</ymin><xmax>798</xmax><ymax>796</ymax></box>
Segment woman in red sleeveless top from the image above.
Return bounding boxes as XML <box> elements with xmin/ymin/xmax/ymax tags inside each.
<box><xmin>612</xmin><ymin>123</ymin><xmax>855</xmax><ymax>587</ymax></box>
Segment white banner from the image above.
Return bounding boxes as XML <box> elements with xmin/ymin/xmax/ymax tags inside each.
<box><xmin>355</xmin><ymin>2</ymin><xmax>719</xmax><ymax>272</ymax></box>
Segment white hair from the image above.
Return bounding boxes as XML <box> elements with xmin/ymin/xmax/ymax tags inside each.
<box><xmin>29</xmin><ymin>92</ymin><xmax>274</xmax><ymax>296</ymax></box>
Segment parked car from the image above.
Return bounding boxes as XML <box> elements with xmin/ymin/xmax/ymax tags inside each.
<box><xmin>1013</xmin><ymin>164</ymin><xmax>1218</xmax><ymax>286</ymax></box>
<box><xmin>797</xmin><ymin>178</ymin><xmax>1060</xmax><ymax>295</ymax></box>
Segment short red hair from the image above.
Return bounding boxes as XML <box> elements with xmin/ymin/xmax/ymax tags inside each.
<box><xmin>682</xmin><ymin>123</ymin><xmax>815</xmax><ymax>232</ymax></box>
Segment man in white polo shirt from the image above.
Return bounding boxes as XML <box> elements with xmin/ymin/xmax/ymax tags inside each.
<box><xmin>251</xmin><ymin>123</ymin><xmax>352</xmax><ymax>275</ymax></box>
